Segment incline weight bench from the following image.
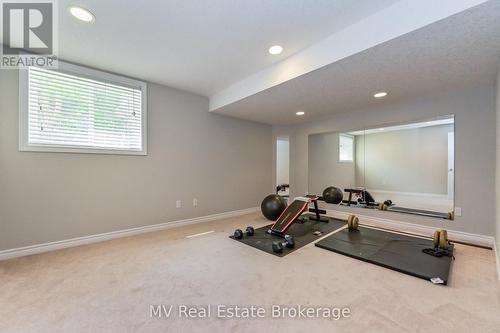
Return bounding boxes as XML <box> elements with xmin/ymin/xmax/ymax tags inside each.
<box><xmin>343</xmin><ymin>188</ymin><xmax>375</xmax><ymax>206</ymax></box>
<box><xmin>268</xmin><ymin>195</ymin><xmax>328</xmax><ymax>237</ymax></box>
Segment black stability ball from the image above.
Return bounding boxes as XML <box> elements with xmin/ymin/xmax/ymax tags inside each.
<box><xmin>261</xmin><ymin>194</ymin><xmax>287</xmax><ymax>221</ymax></box>
<box><xmin>322</xmin><ymin>186</ymin><xmax>343</xmax><ymax>204</ymax></box>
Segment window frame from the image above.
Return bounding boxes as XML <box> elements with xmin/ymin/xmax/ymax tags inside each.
<box><xmin>338</xmin><ymin>134</ymin><xmax>354</xmax><ymax>162</ymax></box>
<box><xmin>19</xmin><ymin>61</ymin><xmax>148</xmax><ymax>155</ymax></box>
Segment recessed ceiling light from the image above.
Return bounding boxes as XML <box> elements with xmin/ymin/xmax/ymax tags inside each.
<box><xmin>379</xmin><ymin>128</ymin><xmax>385</xmax><ymax>131</ymax></box>
<box><xmin>296</xmin><ymin>111</ymin><xmax>305</xmax><ymax>116</ymax></box>
<box><xmin>69</xmin><ymin>6</ymin><xmax>95</xmax><ymax>22</ymax></box>
<box><xmin>373</xmin><ymin>92</ymin><xmax>388</xmax><ymax>98</ymax></box>
<box><xmin>268</xmin><ymin>45</ymin><xmax>283</xmax><ymax>55</ymax></box>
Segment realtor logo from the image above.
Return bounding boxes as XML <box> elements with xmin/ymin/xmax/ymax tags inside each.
<box><xmin>1</xmin><ymin>0</ymin><xmax>58</xmax><ymax>68</ymax></box>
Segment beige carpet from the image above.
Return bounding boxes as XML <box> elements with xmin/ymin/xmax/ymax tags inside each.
<box><xmin>1</xmin><ymin>212</ymin><xmax>500</xmax><ymax>333</ymax></box>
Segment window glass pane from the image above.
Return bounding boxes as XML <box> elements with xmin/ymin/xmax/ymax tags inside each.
<box><xmin>339</xmin><ymin>135</ymin><xmax>354</xmax><ymax>161</ymax></box>
<box><xmin>27</xmin><ymin>66</ymin><xmax>143</xmax><ymax>152</ymax></box>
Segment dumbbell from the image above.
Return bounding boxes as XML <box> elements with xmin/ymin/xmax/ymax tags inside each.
<box><xmin>378</xmin><ymin>203</ymin><xmax>389</xmax><ymax>211</ymax></box>
<box><xmin>347</xmin><ymin>215</ymin><xmax>359</xmax><ymax>231</ymax></box>
<box><xmin>432</xmin><ymin>229</ymin><xmax>449</xmax><ymax>249</ymax></box>
<box><xmin>272</xmin><ymin>235</ymin><xmax>295</xmax><ymax>253</ymax></box>
<box><xmin>233</xmin><ymin>226</ymin><xmax>255</xmax><ymax>239</ymax></box>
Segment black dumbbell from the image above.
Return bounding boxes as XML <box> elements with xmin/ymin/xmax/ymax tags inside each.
<box><xmin>233</xmin><ymin>226</ymin><xmax>255</xmax><ymax>239</ymax></box>
<box><xmin>272</xmin><ymin>235</ymin><xmax>295</xmax><ymax>253</ymax></box>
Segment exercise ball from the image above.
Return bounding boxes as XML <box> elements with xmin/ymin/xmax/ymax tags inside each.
<box><xmin>261</xmin><ymin>194</ymin><xmax>287</xmax><ymax>221</ymax></box>
<box><xmin>322</xmin><ymin>186</ymin><xmax>343</xmax><ymax>204</ymax></box>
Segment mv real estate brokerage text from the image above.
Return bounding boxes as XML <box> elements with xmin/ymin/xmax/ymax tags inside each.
<box><xmin>150</xmin><ymin>304</ymin><xmax>352</xmax><ymax>320</ymax></box>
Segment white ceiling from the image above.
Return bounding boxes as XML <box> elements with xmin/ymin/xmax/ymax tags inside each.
<box><xmin>208</xmin><ymin>0</ymin><xmax>489</xmax><ymax>111</ymax></box>
<box><xmin>56</xmin><ymin>0</ymin><xmax>400</xmax><ymax>96</ymax></box>
<box><xmin>212</xmin><ymin>1</ymin><xmax>500</xmax><ymax>125</ymax></box>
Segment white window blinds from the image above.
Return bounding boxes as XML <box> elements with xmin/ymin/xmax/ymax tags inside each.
<box><xmin>24</xmin><ymin>65</ymin><xmax>145</xmax><ymax>154</ymax></box>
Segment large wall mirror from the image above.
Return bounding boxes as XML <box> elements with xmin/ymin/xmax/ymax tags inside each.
<box><xmin>308</xmin><ymin>115</ymin><xmax>455</xmax><ymax>220</ymax></box>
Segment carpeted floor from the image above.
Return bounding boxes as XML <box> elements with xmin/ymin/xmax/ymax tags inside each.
<box><xmin>1</xmin><ymin>212</ymin><xmax>500</xmax><ymax>332</ymax></box>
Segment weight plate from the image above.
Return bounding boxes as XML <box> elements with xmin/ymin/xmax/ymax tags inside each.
<box><xmin>351</xmin><ymin>216</ymin><xmax>359</xmax><ymax>230</ymax></box>
<box><xmin>438</xmin><ymin>230</ymin><xmax>448</xmax><ymax>249</ymax></box>
<box><xmin>347</xmin><ymin>215</ymin><xmax>358</xmax><ymax>230</ymax></box>
<box><xmin>433</xmin><ymin>230</ymin><xmax>440</xmax><ymax>248</ymax></box>
<box><xmin>440</xmin><ymin>230</ymin><xmax>448</xmax><ymax>242</ymax></box>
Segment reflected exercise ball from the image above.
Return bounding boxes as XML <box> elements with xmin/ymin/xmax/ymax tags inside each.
<box><xmin>322</xmin><ymin>186</ymin><xmax>343</xmax><ymax>204</ymax></box>
<box><xmin>261</xmin><ymin>194</ymin><xmax>287</xmax><ymax>221</ymax></box>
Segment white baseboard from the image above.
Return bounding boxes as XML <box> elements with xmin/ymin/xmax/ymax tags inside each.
<box><xmin>325</xmin><ymin>209</ymin><xmax>495</xmax><ymax>248</ymax></box>
<box><xmin>494</xmin><ymin>240</ymin><xmax>500</xmax><ymax>283</ymax></box>
<box><xmin>0</xmin><ymin>207</ymin><xmax>259</xmax><ymax>261</ymax></box>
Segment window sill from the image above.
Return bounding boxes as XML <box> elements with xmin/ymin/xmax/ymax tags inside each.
<box><xmin>19</xmin><ymin>144</ymin><xmax>147</xmax><ymax>156</ymax></box>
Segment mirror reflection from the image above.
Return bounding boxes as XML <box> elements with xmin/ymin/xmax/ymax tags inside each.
<box><xmin>308</xmin><ymin>116</ymin><xmax>455</xmax><ymax>220</ymax></box>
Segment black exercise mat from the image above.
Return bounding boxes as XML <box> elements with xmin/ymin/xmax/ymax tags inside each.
<box><xmin>230</xmin><ymin>214</ymin><xmax>345</xmax><ymax>257</ymax></box>
<box><xmin>315</xmin><ymin>227</ymin><xmax>454</xmax><ymax>284</ymax></box>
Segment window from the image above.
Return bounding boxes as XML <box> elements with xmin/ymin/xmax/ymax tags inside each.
<box><xmin>19</xmin><ymin>62</ymin><xmax>147</xmax><ymax>155</ymax></box>
<box><xmin>339</xmin><ymin>134</ymin><xmax>354</xmax><ymax>162</ymax></box>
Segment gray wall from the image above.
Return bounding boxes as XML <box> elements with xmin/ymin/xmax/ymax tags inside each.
<box><xmin>496</xmin><ymin>64</ymin><xmax>500</xmax><ymax>258</ymax></box>
<box><xmin>308</xmin><ymin>132</ymin><xmax>356</xmax><ymax>195</ymax></box>
<box><xmin>276</xmin><ymin>139</ymin><xmax>289</xmax><ymax>185</ymax></box>
<box><xmin>362</xmin><ymin>124</ymin><xmax>453</xmax><ymax>194</ymax></box>
<box><xmin>355</xmin><ymin>134</ymin><xmax>365</xmax><ymax>187</ymax></box>
<box><xmin>273</xmin><ymin>85</ymin><xmax>496</xmax><ymax>236</ymax></box>
<box><xmin>0</xmin><ymin>70</ymin><xmax>272</xmax><ymax>251</ymax></box>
